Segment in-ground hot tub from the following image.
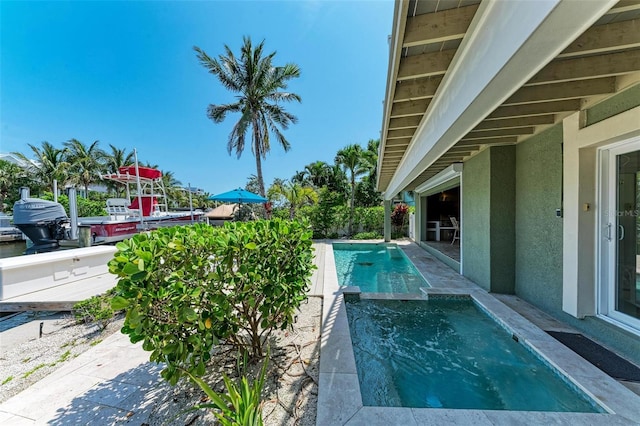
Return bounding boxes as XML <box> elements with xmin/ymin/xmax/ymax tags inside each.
<box><xmin>345</xmin><ymin>294</ymin><xmax>603</xmax><ymax>412</ymax></box>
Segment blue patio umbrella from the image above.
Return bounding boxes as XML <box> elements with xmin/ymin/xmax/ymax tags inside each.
<box><xmin>208</xmin><ymin>187</ymin><xmax>267</xmax><ymax>204</ymax></box>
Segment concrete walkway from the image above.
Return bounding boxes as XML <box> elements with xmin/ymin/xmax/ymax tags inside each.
<box><xmin>0</xmin><ymin>241</ymin><xmax>328</xmax><ymax>425</ymax></box>
<box><xmin>0</xmin><ymin>331</ymin><xmax>164</xmax><ymax>425</ymax></box>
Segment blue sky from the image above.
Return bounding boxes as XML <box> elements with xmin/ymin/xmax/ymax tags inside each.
<box><xmin>1</xmin><ymin>0</ymin><xmax>393</xmax><ymax>195</ymax></box>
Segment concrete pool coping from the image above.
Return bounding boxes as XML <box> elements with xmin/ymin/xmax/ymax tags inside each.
<box><xmin>317</xmin><ymin>240</ymin><xmax>640</xmax><ymax>425</ymax></box>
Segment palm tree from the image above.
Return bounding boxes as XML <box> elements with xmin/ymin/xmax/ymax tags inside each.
<box><xmin>0</xmin><ymin>160</ymin><xmax>29</xmax><ymax>212</ymax></box>
<box><xmin>13</xmin><ymin>141</ymin><xmax>69</xmax><ymax>194</ymax></box>
<box><xmin>268</xmin><ymin>180</ymin><xmax>318</xmax><ymax>219</ymax></box>
<box><xmin>103</xmin><ymin>144</ymin><xmax>134</xmax><ymax>172</ymax></box>
<box><xmin>363</xmin><ymin>139</ymin><xmax>379</xmax><ymax>181</ymax></box>
<box><xmin>354</xmin><ymin>139</ymin><xmax>382</xmax><ymax>207</ymax></box>
<box><xmin>102</xmin><ymin>144</ymin><xmax>135</xmax><ymax>196</ymax></box>
<box><xmin>64</xmin><ymin>139</ymin><xmax>105</xmax><ymax>198</ymax></box>
<box><xmin>291</xmin><ymin>170</ymin><xmax>308</xmax><ymax>186</ymax></box>
<box><xmin>303</xmin><ymin>161</ymin><xmax>331</xmax><ymax>188</ymax></box>
<box><xmin>162</xmin><ymin>170</ymin><xmax>183</xmax><ymax>208</ymax></box>
<box><xmin>336</xmin><ymin>144</ymin><xmax>368</xmax><ymax>236</ymax></box>
<box><xmin>194</xmin><ymin>37</ymin><xmax>302</xmax><ymax>197</ymax></box>
<box><xmin>327</xmin><ymin>164</ymin><xmax>349</xmax><ymax>199</ymax></box>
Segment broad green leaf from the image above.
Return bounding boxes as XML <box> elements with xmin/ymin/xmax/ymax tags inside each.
<box><xmin>110</xmin><ymin>296</ymin><xmax>130</xmax><ymax>310</ymax></box>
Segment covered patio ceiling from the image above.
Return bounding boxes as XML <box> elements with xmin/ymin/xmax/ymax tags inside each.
<box><xmin>377</xmin><ymin>0</ymin><xmax>640</xmax><ymax>197</ymax></box>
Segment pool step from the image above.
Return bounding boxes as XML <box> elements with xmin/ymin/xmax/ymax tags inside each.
<box><xmin>386</xmin><ymin>246</ymin><xmax>404</xmax><ymax>259</ymax></box>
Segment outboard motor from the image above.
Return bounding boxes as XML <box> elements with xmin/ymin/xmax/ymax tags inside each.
<box><xmin>13</xmin><ymin>198</ymin><xmax>69</xmax><ymax>254</ymax></box>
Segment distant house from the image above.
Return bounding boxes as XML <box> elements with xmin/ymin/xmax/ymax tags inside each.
<box><xmin>378</xmin><ymin>1</ymin><xmax>640</xmax><ymax>364</ymax></box>
<box><xmin>0</xmin><ymin>152</ymin><xmax>37</xmax><ymax>169</ymax></box>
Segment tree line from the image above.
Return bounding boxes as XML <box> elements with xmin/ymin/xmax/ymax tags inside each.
<box><xmin>0</xmin><ymin>139</ymin><xmax>205</xmax><ymax>214</ymax></box>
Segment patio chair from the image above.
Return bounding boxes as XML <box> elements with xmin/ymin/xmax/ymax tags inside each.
<box><xmin>450</xmin><ymin>216</ymin><xmax>460</xmax><ymax>245</ymax></box>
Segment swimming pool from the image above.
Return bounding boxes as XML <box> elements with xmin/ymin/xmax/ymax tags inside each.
<box><xmin>345</xmin><ymin>295</ymin><xmax>603</xmax><ymax>412</ymax></box>
<box><xmin>333</xmin><ymin>243</ymin><xmax>428</xmax><ymax>293</ymax></box>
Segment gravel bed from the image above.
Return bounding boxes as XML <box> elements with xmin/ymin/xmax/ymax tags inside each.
<box><xmin>0</xmin><ymin>312</ymin><xmax>124</xmax><ymax>403</ymax></box>
<box><xmin>0</xmin><ymin>297</ymin><xmax>322</xmax><ymax>425</ymax></box>
<box><xmin>143</xmin><ymin>296</ymin><xmax>322</xmax><ymax>425</ymax></box>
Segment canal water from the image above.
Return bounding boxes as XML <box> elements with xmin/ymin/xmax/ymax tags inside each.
<box><xmin>0</xmin><ymin>242</ymin><xmax>26</xmax><ymax>259</ymax></box>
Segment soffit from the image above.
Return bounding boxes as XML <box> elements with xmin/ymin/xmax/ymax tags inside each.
<box><xmin>378</xmin><ymin>0</ymin><xmax>640</xmax><ymax>192</ymax></box>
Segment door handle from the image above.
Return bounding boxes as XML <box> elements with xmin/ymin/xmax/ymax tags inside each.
<box><xmin>607</xmin><ymin>223</ymin><xmax>612</xmax><ymax>241</ymax></box>
<box><xmin>619</xmin><ymin>224</ymin><xmax>625</xmax><ymax>241</ymax></box>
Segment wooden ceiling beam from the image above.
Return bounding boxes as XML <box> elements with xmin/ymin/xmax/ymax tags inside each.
<box><xmin>397</xmin><ymin>50</ymin><xmax>456</xmax><ymax>81</ymax></box>
<box><xmin>390</xmin><ymin>99</ymin><xmax>431</xmax><ymax>117</ymax></box>
<box><xmin>486</xmin><ymin>100</ymin><xmax>581</xmax><ymax>120</ymax></box>
<box><xmin>528</xmin><ymin>50</ymin><xmax>640</xmax><ymax>85</ymax></box>
<box><xmin>465</xmin><ymin>127</ymin><xmax>536</xmax><ymax>139</ymax></box>
<box><xmin>606</xmin><ymin>1</ymin><xmax>640</xmax><ymax>15</ymax></box>
<box><xmin>558</xmin><ymin>18</ymin><xmax>640</xmax><ymax>58</ymax></box>
<box><xmin>393</xmin><ymin>76</ymin><xmax>443</xmax><ymax>102</ymax></box>
<box><xmin>388</xmin><ymin>116</ymin><xmax>421</xmax><ymax>129</ymax></box>
<box><xmin>458</xmin><ymin>136</ymin><xmax>518</xmax><ymax>145</ymax></box>
<box><xmin>386</xmin><ymin>137</ymin><xmax>412</xmax><ymax>146</ymax></box>
<box><xmin>403</xmin><ymin>4</ymin><xmax>479</xmax><ymax>48</ymax></box>
<box><xmin>473</xmin><ymin>115</ymin><xmax>556</xmax><ymax>130</ymax></box>
<box><xmin>503</xmin><ymin>77</ymin><xmax>616</xmax><ymax>105</ymax></box>
<box><xmin>387</xmin><ymin>128</ymin><xmax>416</xmax><ymax>139</ymax></box>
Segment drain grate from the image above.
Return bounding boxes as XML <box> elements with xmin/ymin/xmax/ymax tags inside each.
<box><xmin>547</xmin><ymin>331</ymin><xmax>640</xmax><ymax>382</ymax></box>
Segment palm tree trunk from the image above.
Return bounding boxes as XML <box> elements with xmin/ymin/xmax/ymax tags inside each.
<box><xmin>253</xmin><ymin>125</ymin><xmax>266</xmax><ymax>197</ymax></box>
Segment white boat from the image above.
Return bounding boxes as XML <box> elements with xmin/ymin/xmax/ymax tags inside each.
<box><xmin>79</xmin><ymin>165</ymin><xmax>203</xmax><ymax>244</ymax></box>
<box><xmin>13</xmin><ymin>165</ymin><xmax>202</xmax><ymax>253</ymax></box>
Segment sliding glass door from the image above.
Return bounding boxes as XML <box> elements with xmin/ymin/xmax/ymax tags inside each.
<box><xmin>601</xmin><ymin>139</ymin><xmax>640</xmax><ymax>331</ymax></box>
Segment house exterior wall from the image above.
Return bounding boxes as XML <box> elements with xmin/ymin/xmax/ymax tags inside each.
<box><xmin>462</xmin><ymin>149</ymin><xmax>491</xmax><ymax>290</ymax></box>
<box><xmin>489</xmin><ymin>146</ymin><xmax>516</xmax><ymax>294</ymax></box>
<box><xmin>515</xmin><ymin>125</ymin><xmax>564</xmax><ymax>313</ymax></box>
<box><xmin>457</xmin><ymin>85</ymin><xmax>640</xmax><ymax>365</ymax></box>
<box><xmin>462</xmin><ymin>146</ymin><xmax>515</xmax><ymax>293</ymax></box>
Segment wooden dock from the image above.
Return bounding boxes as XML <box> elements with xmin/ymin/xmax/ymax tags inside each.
<box><xmin>0</xmin><ymin>274</ymin><xmax>118</xmax><ymax>312</ymax></box>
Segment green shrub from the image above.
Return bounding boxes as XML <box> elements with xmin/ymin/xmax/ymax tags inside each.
<box><xmin>356</xmin><ymin>206</ymin><xmax>384</xmax><ymax>234</ymax></box>
<box><xmin>41</xmin><ymin>192</ymin><xmax>107</xmax><ymax>217</ymax></box>
<box><xmin>353</xmin><ymin>231</ymin><xmax>383</xmax><ymax>240</ymax></box>
<box><xmin>110</xmin><ymin>220</ymin><xmax>315</xmax><ymax>384</ymax></box>
<box><xmin>73</xmin><ymin>288</ymin><xmax>118</xmax><ymax>330</ymax></box>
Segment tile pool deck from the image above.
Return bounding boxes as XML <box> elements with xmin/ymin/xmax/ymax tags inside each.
<box><xmin>317</xmin><ymin>240</ymin><xmax>640</xmax><ymax>425</ymax></box>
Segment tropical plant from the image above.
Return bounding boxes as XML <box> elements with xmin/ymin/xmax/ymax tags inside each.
<box><xmin>63</xmin><ymin>139</ymin><xmax>105</xmax><ymax>197</ymax></box>
<box><xmin>110</xmin><ymin>220</ymin><xmax>315</xmax><ymax>384</ymax></box>
<box><xmin>327</xmin><ymin>164</ymin><xmax>349</xmax><ymax>203</ymax></box>
<box><xmin>0</xmin><ymin>160</ymin><xmax>32</xmax><ymax>212</ymax></box>
<box><xmin>290</xmin><ymin>170</ymin><xmax>307</xmax><ymax>186</ymax></box>
<box><xmin>40</xmin><ymin>192</ymin><xmax>107</xmax><ymax>217</ymax></box>
<box><xmin>161</xmin><ymin>170</ymin><xmax>184</xmax><ymax>208</ymax></box>
<box><xmin>391</xmin><ymin>203</ymin><xmax>409</xmax><ymax>236</ymax></box>
<box><xmin>184</xmin><ymin>351</ymin><xmax>269</xmax><ymax>426</ymax></box>
<box><xmin>355</xmin><ymin>139</ymin><xmax>381</xmax><ymax>207</ymax></box>
<box><xmin>303</xmin><ymin>161</ymin><xmax>331</xmax><ymax>189</ymax></box>
<box><xmin>72</xmin><ymin>288</ymin><xmax>119</xmax><ymax>331</ymax></box>
<box><xmin>13</xmin><ymin>141</ymin><xmax>69</xmax><ymax>194</ymax></box>
<box><xmin>102</xmin><ymin>144</ymin><xmax>134</xmax><ymax>196</ymax></box>
<box><xmin>335</xmin><ymin>144</ymin><xmax>368</xmax><ymax>236</ymax></box>
<box><xmin>353</xmin><ymin>231</ymin><xmax>383</xmax><ymax>240</ymax></box>
<box><xmin>306</xmin><ymin>187</ymin><xmax>341</xmax><ymax>238</ymax></box>
<box><xmin>194</xmin><ymin>36</ymin><xmax>301</xmax><ymax>197</ymax></box>
<box><xmin>267</xmin><ymin>181</ymin><xmax>317</xmax><ymax>219</ymax></box>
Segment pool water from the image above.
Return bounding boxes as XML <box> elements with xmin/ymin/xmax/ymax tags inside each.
<box><xmin>333</xmin><ymin>243</ymin><xmax>427</xmax><ymax>293</ymax></box>
<box><xmin>345</xmin><ymin>296</ymin><xmax>602</xmax><ymax>412</ymax></box>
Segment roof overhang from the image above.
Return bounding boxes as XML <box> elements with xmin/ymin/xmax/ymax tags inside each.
<box><xmin>377</xmin><ymin>0</ymin><xmax>640</xmax><ymax>200</ymax></box>
<box><xmin>414</xmin><ymin>162</ymin><xmax>462</xmax><ymax>194</ymax></box>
